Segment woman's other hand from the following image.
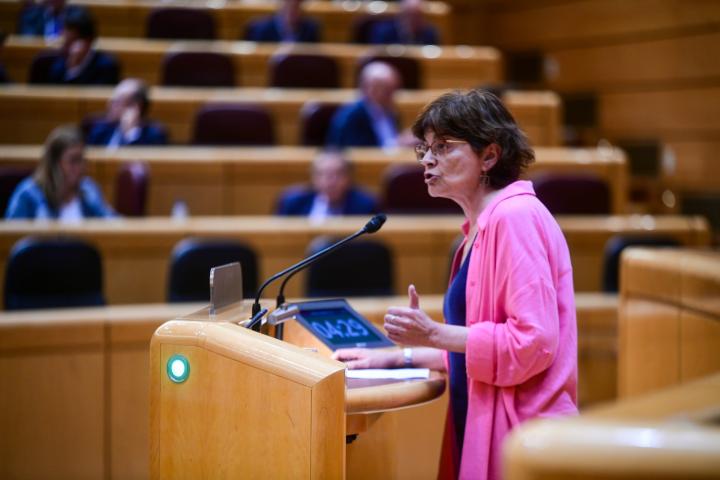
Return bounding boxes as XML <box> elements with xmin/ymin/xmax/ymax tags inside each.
<box><xmin>384</xmin><ymin>284</ymin><xmax>439</xmax><ymax>347</ymax></box>
<box><xmin>331</xmin><ymin>348</ymin><xmax>401</xmax><ymax>370</ymax></box>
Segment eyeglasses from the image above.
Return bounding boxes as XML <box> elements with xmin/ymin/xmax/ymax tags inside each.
<box><xmin>414</xmin><ymin>139</ymin><xmax>466</xmax><ymax>163</ymax></box>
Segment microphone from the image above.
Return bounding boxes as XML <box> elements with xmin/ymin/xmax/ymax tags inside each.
<box><xmin>248</xmin><ymin>214</ymin><xmax>387</xmax><ymax>332</ymax></box>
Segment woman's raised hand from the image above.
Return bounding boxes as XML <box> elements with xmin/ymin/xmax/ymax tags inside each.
<box><xmin>384</xmin><ymin>285</ymin><xmax>439</xmax><ymax>348</ymax></box>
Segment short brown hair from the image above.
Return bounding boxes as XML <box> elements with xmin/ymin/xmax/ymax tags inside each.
<box><xmin>412</xmin><ymin>89</ymin><xmax>535</xmax><ymax>189</ymax></box>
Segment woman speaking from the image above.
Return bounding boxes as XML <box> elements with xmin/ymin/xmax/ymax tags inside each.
<box><xmin>333</xmin><ymin>90</ymin><xmax>578</xmax><ymax>480</ymax></box>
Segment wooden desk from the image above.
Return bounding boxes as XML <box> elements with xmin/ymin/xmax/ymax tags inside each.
<box><xmin>504</xmin><ymin>373</ymin><xmax>720</xmax><ymax>480</ymax></box>
<box><xmin>0</xmin><ymin>215</ymin><xmax>709</xmax><ymax>304</ymax></box>
<box><xmin>3</xmin><ymin>36</ymin><xmax>499</xmax><ymax>89</ymax></box>
<box><xmin>0</xmin><ymin>0</ymin><xmax>453</xmax><ymax>44</ymax></box>
<box><xmin>618</xmin><ymin>247</ymin><xmax>720</xmax><ymax>399</ymax></box>
<box><xmin>0</xmin><ymin>86</ymin><xmax>562</xmax><ymax>146</ymax></box>
<box><xmin>0</xmin><ymin>145</ymin><xmax>628</xmax><ymax>215</ymax></box>
<box><xmin>0</xmin><ymin>292</ymin><xmax>617</xmax><ymax>479</ymax></box>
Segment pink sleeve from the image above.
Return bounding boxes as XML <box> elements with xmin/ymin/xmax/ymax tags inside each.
<box><xmin>465</xmin><ymin>204</ymin><xmax>560</xmax><ymax>387</ymax></box>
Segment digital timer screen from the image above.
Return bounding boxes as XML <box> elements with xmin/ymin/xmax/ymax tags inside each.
<box><xmin>293</xmin><ymin>299</ymin><xmax>394</xmax><ymax>350</ymax></box>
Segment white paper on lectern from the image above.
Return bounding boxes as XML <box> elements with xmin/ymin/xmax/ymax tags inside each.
<box><xmin>345</xmin><ymin>368</ymin><xmax>430</xmax><ymax>379</ymax></box>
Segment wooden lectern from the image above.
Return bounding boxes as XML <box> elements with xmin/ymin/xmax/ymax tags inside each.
<box><xmin>150</xmin><ymin>317</ymin><xmax>346</xmax><ymax>478</ymax></box>
<box><xmin>150</xmin><ymin>299</ymin><xmax>446</xmax><ymax>479</ymax></box>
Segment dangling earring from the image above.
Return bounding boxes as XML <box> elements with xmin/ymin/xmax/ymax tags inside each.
<box><xmin>479</xmin><ymin>171</ymin><xmax>490</xmax><ymax>186</ymax></box>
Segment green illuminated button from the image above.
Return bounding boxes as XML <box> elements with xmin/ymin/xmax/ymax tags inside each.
<box><xmin>167</xmin><ymin>354</ymin><xmax>190</xmax><ymax>383</ymax></box>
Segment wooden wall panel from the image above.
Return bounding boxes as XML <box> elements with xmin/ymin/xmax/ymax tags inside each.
<box><xmin>485</xmin><ymin>0</ymin><xmax>720</xmax><ymax>50</ymax></box>
<box><xmin>0</xmin><ymin>352</ymin><xmax>106</xmax><ymax>479</ymax></box>
<box><xmin>663</xmin><ymin>140</ymin><xmax>720</xmax><ymax>192</ymax></box>
<box><xmin>545</xmin><ymin>31</ymin><xmax>720</xmax><ymax>91</ymax></box>
<box><xmin>599</xmin><ymin>86</ymin><xmax>720</xmax><ymax>141</ymax></box>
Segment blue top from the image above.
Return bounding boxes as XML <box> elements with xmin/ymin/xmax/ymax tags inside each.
<box><xmin>86</xmin><ymin>120</ymin><xmax>168</xmax><ymax>146</ymax></box>
<box><xmin>443</xmin><ymin>248</ymin><xmax>470</xmax><ymax>452</ymax></box>
<box><xmin>244</xmin><ymin>15</ymin><xmax>320</xmax><ymax>43</ymax></box>
<box><xmin>5</xmin><ymin>177</ymin><xmax>115</xmax><ymax>219</ymax></box>
<box><xmin>275</xmin><ymin>186</ymin><xmax>378</xmax><ymax>216</ymax></box>
<box><xmin>325</xmin><ymin>99</ymin><xmax>399</xmax><ymax>148</ymax></box>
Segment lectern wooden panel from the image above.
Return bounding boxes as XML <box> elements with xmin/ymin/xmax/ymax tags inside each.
<box><xmin>149</xmin><ymin>319</ymin><xmax>346</xmax><ymax>479</ymax></box>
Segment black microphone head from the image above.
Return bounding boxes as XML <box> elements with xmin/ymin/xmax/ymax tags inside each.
<box><xmin>364</xmin><ymin>213</ymin><xmax>387</xmax><ymax>234</ymax></box>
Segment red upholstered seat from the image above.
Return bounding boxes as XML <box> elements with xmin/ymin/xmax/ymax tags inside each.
<box><xmin>191</xmin><ymin>104</ymin><xmax>275</xmax><ymax>146</ymax></box>
<box><xmin>161</xmin><ymin>51</ymin><xmax>235</xmax><ymax>87</ymax></box>
<box><xmin>269</xmin><ymin>53</ymin><xmax>340</xmax><ymax>89</ymax></box>
<box><xmin>114</xmin><ymin>161</ymin><xmax>150</xmax><ymax>217</ymax></box>
<box><xmin>146</xmin><ymin>7</ymin><xmax>216</xmax><ymax>40</ymax></box>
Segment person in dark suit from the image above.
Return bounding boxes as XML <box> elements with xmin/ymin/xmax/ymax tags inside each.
<box><xmin>86</xmin><ymin>78</ymin><xmax>168</xmax><ymax>146</ymax></box>
<box><xmin>369</xmin><ymin>0</ymin><xmax>439</xmax><ymax>45</ymax></box>
<box><xmin>244</xmin><ymin>0</ymin><xmax>320</xmax><ymax>43</ymax></box>
<box><xmin>46</xmin><ymin>6</ymin><xmax>120</xmax><ymax>85</ymax></box>
<box><xmin>17</xmin><ymin>0</ymin><xmax>66</xmax><ymax>39</ymax></box>
<box><xmin>276</xmin><ymin>150</ymin><xmax>378</xmax><ymax>219</ymax></box>
<box><xmin>326</xmin><ymin>62</ymin><xmax>401</xmax><ymax>148</ymax></box>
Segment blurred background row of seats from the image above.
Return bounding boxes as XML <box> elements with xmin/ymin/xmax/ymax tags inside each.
<box><xmin>0</xmin><ymin>157</ymin><xmax>621</xmax><ymax>218</ymax></box>
<box><xmin>29</xmin><ymin>49</ymin><xmax>423</xmax><ymax>89</ymax></box>
<box><xmin>3</xmin><ymin>235</ymin><xmax>393</xmax><ymax>309</ymax></box>
<box><xmin>4</xmin><ymin>231</ymin><xmax>677</xmax><ymax>310</ymax></box>
<box><xmin>5</xmin><ymin>1</ymin><xmax>450</xmax><ymax>44</ymax></box>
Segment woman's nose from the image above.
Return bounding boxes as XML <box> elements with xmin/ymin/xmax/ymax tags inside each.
<box><xmin>419</xmin><ymin>150</ymin><xmax>436</xmax><ymax>167</ymax></box>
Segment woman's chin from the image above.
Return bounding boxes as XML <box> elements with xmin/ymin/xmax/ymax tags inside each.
<box><xmin>427</xmin><ymin>184</ymin><xmax>446</xmax><ymax>199</ymax></box>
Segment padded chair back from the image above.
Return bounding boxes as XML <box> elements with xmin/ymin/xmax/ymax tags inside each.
<box><xmin>114</xmin><ymin>161</ymin><xmax>150</xmax><ymax>217</ymax></box>
<box><xmin>533</xmin><ymin>173</ymin><xmax>611</xmax><ymax>215</ymax></box>
<box><xmin>161</xmin><ymin>51</ymin><xmax>235</xmax><ymax>87</ymax></box>
<box><xmin>4</xmin><ymin>237</ymin><xmax>105</xmax><ymax>310</ymax></box>
<box><xmin>351</xmin><ymin>15</ymin><xmax>390</xmax><ymax>44</ymax></box>
<box><xmin>356</xmin><ymin>55</ymin><xmax>421</xmax><ymax>89</ymax></box>
<box><xmin>0</xmin><ymin>166</ymin><xmax>33</xmax><ymax>215</ymax></box>
<box><xmin>305</xmin><ymin>238</ymin><xmax>394</xmax><ymax>297</ymax></box>
<box><xmin>191</xmin><ymin>104</ymin><xmax>275</xmax><ymax>145</ymax></box>
<box><xmin>299</xmin><ymin>102</ymin><xmax>340</xmax><ymax>146</ymax></box>
<box><xmin>602</xmin><ymin>236</ymin><xmax>680</xmax><ymax>293</ymax></box>
<box><xmin>146</xmin><ymin>7</ymin><xmax>216</xmax><ymax>40</ymax></box>
<box><xmin>382</xmin><ymin>164</ymin><xmax>462</xmax><ymax>214</ymax></box>
<box><xmin>269</xmin><ymin>53</ymin><xmax>340</xmax><ymax>89</ymax></box>
<box><xmin>167</xmin><ymin>238</ymin><xmax>259</xmax><ymax>302</ymax></box>
<box><xmin>28</xmin><ymin>50</ymin><xmax>61</xmax><ymax>84</ymax></box>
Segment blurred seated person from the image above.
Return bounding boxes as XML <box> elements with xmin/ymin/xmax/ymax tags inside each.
<box><xmin>17</xmin><ymin>0</ymin><xmax>66</xmax><ymax>40</ymax></box>
<box><xmin>244</xmin><ymin>0</ymin><xmax>320</xmax><ymax>43</ymax></box>
<box><xmin>86</xmin><ymin>78</ymin><xmax>168</xmax><ymax>147</ymax></box>
<box><xmin>5</xmin><ymin>125</ymin><xmax>115</xmax><ymax>220</ymax></box>
<box><xmin>369</xmin><ymin>0</ymin><xmax>439</xmax><ymax>45</ymax></box>
<box><xmin>47</xmin><ymin>6</ymin><xmax>120</xmax><ymax>85</ymax></box>
<box><xmin>275</xmin><ymin>150</ymin><xmax>378</xmax><ymax>219</ymax></box>
<box><xmin>326</xmin><ymin>61</ymin><xmax>405</xmax><ymax>148</ymax></box>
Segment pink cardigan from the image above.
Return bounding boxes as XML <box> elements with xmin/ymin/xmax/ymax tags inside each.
<box><xmin>447</xmin><ymin>180</ymin><xmax>578</xmax><ymax>480</ymax></box>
